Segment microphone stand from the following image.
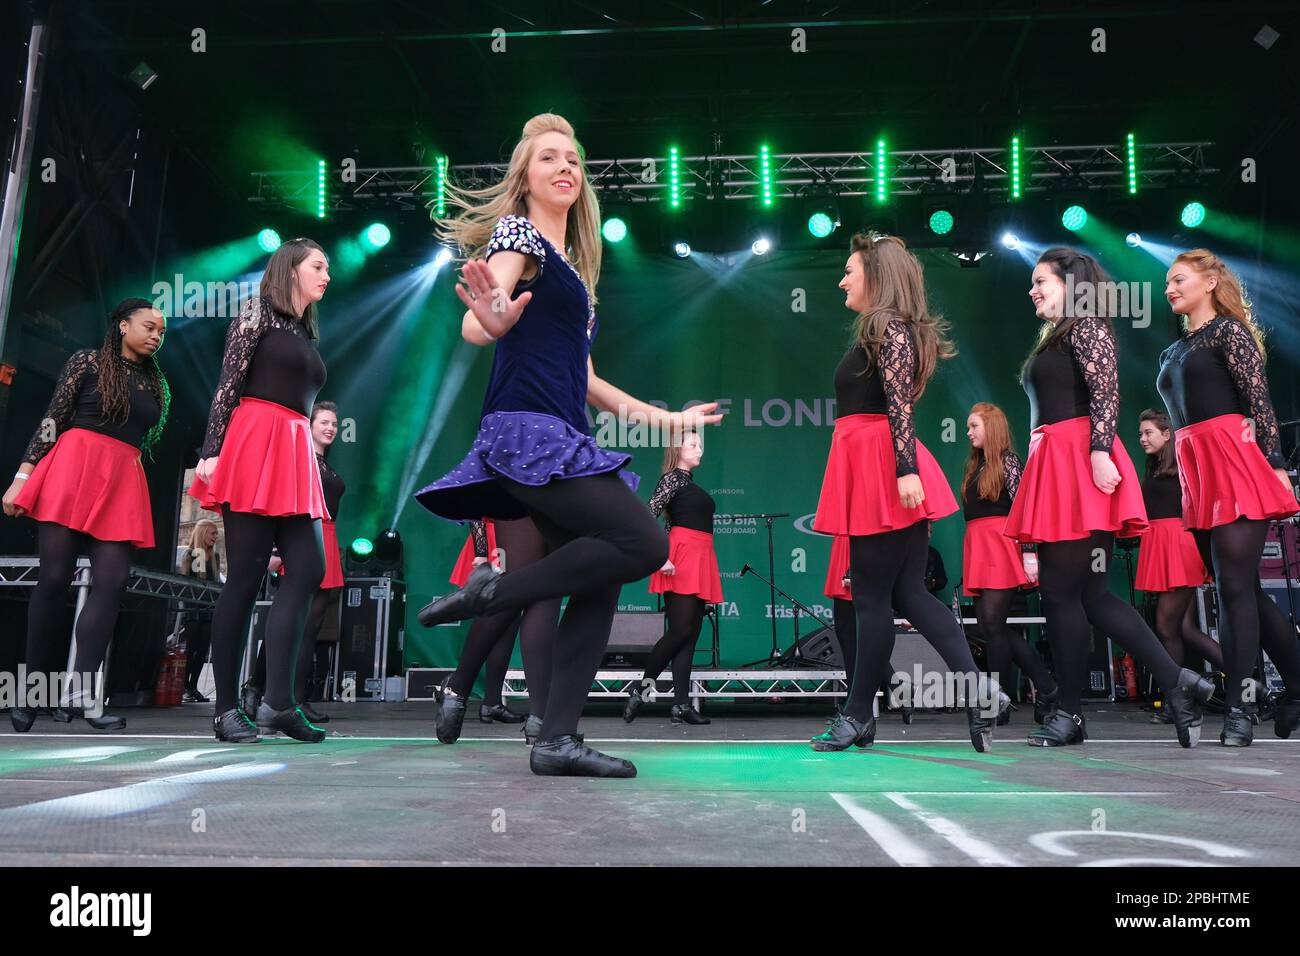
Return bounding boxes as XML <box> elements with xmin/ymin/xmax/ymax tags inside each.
<box><xmin>739</xmin><ymin>563</ymin><xmax>830</xmax><ymax>669</ymax></box>
<box><xmin>730</xmin><ymin>513</ymin><xmax>790</xmax><ymax>661</ymax></box>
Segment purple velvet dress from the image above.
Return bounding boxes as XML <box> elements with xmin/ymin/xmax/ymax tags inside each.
<box><xmin>415</xmin><ymin>214</ymin><xmax>637</xmax><ymax>522</ymax></box>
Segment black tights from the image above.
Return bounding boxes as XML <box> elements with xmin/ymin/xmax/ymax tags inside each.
<box><xmin>1192</xmin><ymin>518</ymin><xmax>1300</xmax><ymax>707</ymax></box>
<box><xmin>842</xmin><ymin>521</ymin><xmax>982</xmax><ymax>723</ymax></box>
<box><xmin>1152</xmin><ymin>587</ymin><xmax>1223</xmax><ymax>672</ymax></box>
<box><xmin>974</xmin><ymin>587</ymin><xmax>1057</xmax><ymax>696</ymax></box>
<box><xmin>184</xmin><ymin>620</ymin><xmax>212</xmax><ymax>690</ymax></box>
<box><xmin>639</xmin><ymin>592</ymin><xmax>707</xmax><ymax>706</ymax></box>
<box><xmin>26</xmin><ymin>522</ymin><xmax>133</xmax><ymax>699</ymax></box>
<box><xmin>253</xmin><ymin>586</ymin><xmax>339</xmax><ymax>701</ymax></box>
<box><xmin>211</xmin><ymin>506</ymin><xmax>324</xmax><ymax>713</ymax></box>
<box><xmin>1038</xmin><ymin>531</ymin><xmax>1180</xmax><ymax>714</ymax></box>
<box><xmin>485</xmin><ymin>473</ymin><xmax>668</xmax><ymax>739</ymax></box>
<box><xmin>447</xmin><ymin>517</ymin><xmax>561</xmax><ymax>711</ymax></box>
<box><xmin>832</xmin><ymin>598</ymin><xmax>857</xmax><ymax>689</ymax></box>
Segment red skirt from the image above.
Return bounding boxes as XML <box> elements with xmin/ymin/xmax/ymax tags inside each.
<box><xmin>813</xmin><ymin>414</ymin><xmax>958</xmax><ymax>536</ymax></box>
<box><xmin>649</xmin><ymin>526</ymin><xmax>723</xmax><ymax>603</ymax></box>
<box><xmin>188</xmin><ymin>397</ymin><xmax>329</xmax><ymax>519</ymax></box>
<box><xmin>962</xmin><ymin>516</ymin><xmax>1030</xmax><ymax>596</ymax></box>
<box><xmin>449</xmin><ymin>519</ymin><xmax>497</xmax><ymax>587</ymax></box>
<box><xmin>15</xmin><ymin>428</ymin><xmax>155</xmax><ymax>549</ymax></box>
<box><xmin>823</xmin><ymin>534</ymin><xmax>852</xmax><ymax>600</ymax></box>
<box><xmin>1003</xmin><ymin>416</ymin><xmax>1147</xmax><ymax>543</ymax></box>
<box><xmin>1136</xmin><ymin>517</ymin><xmax>1210</xmax><ymax>591</ymax></box>
<box><xmin>321</xmin><ymin>519</ymin><xmax>344</xmax><ymax>588</ymax></box>
<box><xmin>1175</xmin><ymin>414</ymin><xmax>1298</xmax><ymax>530</ymax></box>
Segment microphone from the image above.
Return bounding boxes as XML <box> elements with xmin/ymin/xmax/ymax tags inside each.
<box><xmin>740</xmin><ymin>564</ymin><xmax>752</xmax><ymax>576</ymax></box>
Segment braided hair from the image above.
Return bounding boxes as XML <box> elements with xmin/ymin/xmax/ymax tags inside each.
<box><xmin>98</xmin><ymin>297</ymin><xmax>171</xmax><ymax>459</ymax></box>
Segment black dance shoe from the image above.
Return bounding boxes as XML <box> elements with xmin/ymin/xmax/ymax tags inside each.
<box><xmin>479</xmin><ymin>702</ymin><xmax>526</xmax><ymax>724</ymax></box>
<box><xmin>1273</xmin><ymin>694</ymin><xmax>1300</xmax><ymax>739</ymax></box>
<box><xmin>53</xmin><ymin>706</ymin><xmax>126</xmax><ymax>732</ymax></box>
<box><xmin>522</xmin><ymin>715</ymin><xmax>582</xmax><ymax>746</ymax></box>
<box><xmin>1032</xmin><ymin>686</ymin><xmax>1059</xmax><ymax>725</ymax></box>
<box><xmin>182</xmin><ymin>686</ymin><xmax>209</xmax><ymax>703</ymax></box>
<box><xmin>529</xmin><ymin>735</ymin><xmax>636</xmax><ymax>777</ymax></box>
<box><xmin>300</xmin><ymin>702</ymin><xmax>330</xmax><ymax>724</ymax></box>
<box><xmin>433</xmin><ymin>677</ymin><xmax>467</xmax><ymax>744</ymax></box>
<box><xmin>255</xmin><ymin>703</ymin><xmax>326</xmax><ymax>743</ymax></box>
<box><xmin>996</xmin><ymin>693</ymin><xmax>1015</xmax><ymax>727</ymax></box>
<box><xmin>671</xmin><ymin>703</ymin><xmax>711</xmax><ymax>725</ymax></box>
<box><xmin>967</xmin><ymin>706</ymin><xmax>995</xmax><ymax>753</ymax></box>
<box><xmin>1163</xmin><ymin>667</ymin><xmax>1214</xmax><ymax>749</ymax></box>
<box><xmin>811</xmin><ymin>713</ymin><xmax>875</xmax><ymax>751</ymax></box>
<box><xmin>417</xmin><ymin>563</ymin><xmax>501</xmax><ymax>627</ymax></box>
<box><xmin>9</xmin><ymin>707</ymin><xmax>36</xmax><ymax>733</ymax></box>
<box><xmin>622</xmin><ymin>687</ymin><xmax>644</xmax><ymax>724</ymax></box>
<box><xmin>240</xmin><ymin>682</ymin><xmax>263</xmax><ymax>717</ymax></box>
<box><xmin>1221</xmin><ymin>706</ymin><xmax>1256</xmax><ymax>747</ymax></box>
<box><xmin>214</xmin><ymin>707</ymin><xmax>260</xmax><ymax>743</ymax></box>
<box><xmin>1028</xmin><ymin>710</ymin><xmax>1086</xmax><ymax>747</ymax></box>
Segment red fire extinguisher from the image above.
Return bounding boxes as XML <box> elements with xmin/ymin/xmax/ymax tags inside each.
<box><xmin>154</xmin><ymin>645</ymin><xmax>186</xmax><ymax>706</ymax></box>
<box><xmin>1114</xmin><ymin>654</ymin><xmax>1138</xmax><ymax>701</ymax></box>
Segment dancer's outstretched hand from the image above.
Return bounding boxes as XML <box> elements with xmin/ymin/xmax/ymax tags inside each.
<box><xmin>454</xmin><ymin>259</ymin><xmax>532</xmax><ymax>334</ymax></box>
<box><xmin>671</xmin><ymin>402</ymin><xmax>723</xmax><ymax>432</ymax></box>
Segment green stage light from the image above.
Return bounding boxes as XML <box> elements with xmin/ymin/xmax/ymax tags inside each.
<box><xmin>875</xmin><ymin>139</ymin><xmax>887</xmax><ymax>204</ymax></box>
<box><xmin>1181</xmin><ymin>202</ymin><xmax>1206</xmax><ymax>228</ymax></box>
<box><xmin>1126</xmin><ymin>132</ymin><xmax>1138</xmax><ymax>195</ymax></box>
<box><xmin>351</xmin><ymin>537</ymin><xmax>373</xmax><ymax>557</ymax></box>
<box><xmin>1062</xmin><ymin>205</ymin><xmax>1088</xmax><ymax>231</ymax></box>
<box><xmin>1011</xmin><ymin>135</ymin><xmax>1022</xmax><ymax>200</ymax></box>
<box><xmin>365</xmin><ymin>223</ymin><xmax>391</xmax><ymax>248</ymax></box>
<box><xmin>317</xmin><ymin>159</ymin><xmax>327</xmax><ymax>219</ymax></box>
<box><xmin>759</xmin><ymin>144</ymin><xmax>773</xmax><ymax>207</ymax></box>
<box><xmin>257</xmin><ymin>229</ymin><xmax>282</xmax><ymax>253</ymax></box>
<box><xmin>808</xmin><ymin>213</ymin><xmax>835</xmax><ymax>238</ymax></box>
<box><xmin>435</xmin><ymin>155</ymin><xmax>448</xmax><ymax>218</ymax></box>
<box><xmin>928</xmin><ymin>210</ymin><xmax>954</xmax><ymax>235</ymax></box>
<box><xmin>669</xmin><ymin>146</ymin><xmax>680</xmax><ymax>209</ymax></box>
<box><xmin>602</xmin><ymin>217</ymin><xmax>627</xmax><ymax>243</ymax></box>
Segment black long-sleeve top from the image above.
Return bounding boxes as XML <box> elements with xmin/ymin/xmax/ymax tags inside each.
<box><xmin>962</xmin><ymin>449</ymin><xmax>1024</xmax><ymax>521</ymax></box>
<box><xmin>1156</xmin><ymin>315</ymin><xmax>1286</xmax><ymax>469</ymax></box>
<box><xmin>470</xmin><ymin>520</ymin><xmax>489</xmax><ymax>559</ymax></box>
<box><xmin>1141</xmin><ymin>472</ymin><xmax>1183</xmax><ymax>520</ymax></box>
<box><xmin>317</xmin><ymin>453</ymin><xmax>345</xmax><ymax>521</ymax></box>
<box><xmin>648</xmin><ymin>468</ymin><xmax>715</xmax><ymax>533</ymax></box>
<box><xmin>1022</xmin><ymin>316</ymin><xmax>1119</xmax><ymax>453</ymax></box>
<box><xmin>22</xmin><ymin>349</ymin><xmax>162</xmax><ymax>464</ymax></box>
<box><xmin>834</xmin><ymin>319</ymin><xmax>919</xmax><ymax>476</ymax></box>
<box><xmin>200</xmin><ymin>297</ymin><xmax>326</xmax><ymax>458</ymax></box>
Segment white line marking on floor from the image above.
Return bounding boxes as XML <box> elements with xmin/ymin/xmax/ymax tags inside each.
<box><xmin>884</xmin><ymin>792</ymin><xmax>1020</xmax><ymax>866</ymax></box>
<box><xmin>830</xmin><ymin>793</ymin><xmax>931</xmax><ymax>866</ymax></box>
<box><xmin>4</xmin><ymin>734</ymin><xmax>1300</xmax><ymax>746</ymax></box>
<box><xmin>1028</xmin><ymin>830</ymin><xmax>1250</xmax><ymax>859</ymax></box>
<box><xmin>155</xmin><ymin>748</ymin><xmax>237</xmax><ymax>763</ymax></box>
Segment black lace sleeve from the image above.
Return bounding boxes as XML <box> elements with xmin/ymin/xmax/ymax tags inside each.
<box><xmin>22</xmin><ymin>349</ymin><xmax>96</xmax><ymax>465</ymax></box>
<box><xmin>1001</xmin><ymin>449</ymin><xmax>1024</xmax><ymax>501</ymax></box>
<box><xmin>1068</xmin><ymin>317</ymin><xmax>1119</xmax><ymax>453</ymax></box>
<box><xmin>880</xmin><ymin>319</ymin><xmax>918</xmax><ymax>477</ymax></box>
<box><xmin>648</xmin><ymin>470</ymin><xmax>691</xmax><ymax>526</ymax></box>
<box><xmin>200</xmin><ymin>299</ymin><xmax>270</xmax><ymax>459</ymax></box>
<box><xmin>1215</xmin><ymin>318</ymin><xmax>1286</xmax><ymax>468</ymax></box>
<box><xmin>470</xmin><ymin>521</ymin><xmax>489</xmax><ymax>559</ymax></box>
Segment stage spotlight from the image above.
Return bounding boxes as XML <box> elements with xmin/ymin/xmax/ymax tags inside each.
<box><xmin>928</xmin><ymin>210</ymin><xmax>954</xmax><ymax>235</ymax></box>
<box><xmin>351</xmin><ymin>537</ymin><xmax>373</xmax><ymax>557</ymax></box>
<box><xmin>373</xmin><ymin>528</ymin><xmax>404</xmax><ymax>573</ymax></box>
<box><xmin>434</xmin><ymin>247</ymin><xmax>454</xmax><ymax>267</ymax></box>
<box><xmin>1126</xmin><ymin>232</ymin><xmax>1142</xmax><ymax>248</ymax></box>
<box><xmin>258</xmin><ymin>229</ymin><xmax>282</xmax><ymax>253</ymax></box>
<box><xmin>807</xmin><ymin>213</ymin><xmax>836</xmax><ymax>238</ymax></box>
<box><xmin>365</xmin><ymin>223</ymin><xmax>391</xmax><ymax>249</ymax></box>
<box><xmin>1001</xmin><ymin>232</ymin><xmax>1021</xmax><ymax>250</ymax></box>
<box><xmin>673</xmin><ymin>242</ymin><xmax>691</xmax><ymax>258</ymax></box>
<box><xmin>602</xmin><ymin>217</ymin><xmax>627</xmax><ymax>243</ymax></box>
<box><xmin>1180</xmin><ymin>202</ymin><xmax>1206</xmax><ymax>228</ymax></box>
<box><xmin>751</xmin><ymin>237</ymin><xmax>772</xmax><ymax>256</ymax></box>
<box><xmin>1062</xmin><ymin>205</ymin><xmax>1088</xmax><ymax>231</ymax></box>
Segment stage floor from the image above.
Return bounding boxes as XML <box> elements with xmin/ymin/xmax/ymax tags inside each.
<box><xmin>1</xmin><ymin>701</ymin><xmax>1298</xmax><ymax>866</ymax></box>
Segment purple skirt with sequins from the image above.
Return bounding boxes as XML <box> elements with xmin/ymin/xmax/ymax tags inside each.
<box><xmin>414</xmin><ymin>410</ymin><xmax>640</xmax><ymax>521</ymax></box>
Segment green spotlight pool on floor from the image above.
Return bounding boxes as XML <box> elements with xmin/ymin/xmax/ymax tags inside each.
<box><xmin>928</xmin><ymin>210</ymin><xmax>954</xmax><ymax>235</ymax></box>
<box><xmin>1181</xmin><ymin>202</ymin><xmax>1206</xmax><ymax>228</ymax></box>
<box><xmin>350</xmin><ymin>538</ymin><xmax>373</xmax><ymax>557</ymax></box>
<box><xmin>1062</xmin><ymin>205</ymin><xmax>1088</xmax><ymax>231</ymax></box>
<box><xmin>807</xmin><ymin>213</ymin><xmax>835</xmax><ymax>238</ymax></box>
<box><xmin>602</xmin><ymin>218</ymin><xmax>627</xmax><ymax>243</ymax></box>
<box><xmin>257</xmin><ymin>229</ymin><xmax>282</xmax><ymax>253</ymax></box>
<box><xmin>365</xmin><ymin>223</ymin><xmax>391</xmax><ymax>249</ymax></box>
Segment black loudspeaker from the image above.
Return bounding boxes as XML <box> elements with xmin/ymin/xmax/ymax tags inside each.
<box><xmin>602</xmin><ymin>612</ymin><xmax>667</xmax><ymax>667</ymax></box>
<box><xmin>788</xmin><ymin>625</ymin><xmax>844</xmax><ymax>667</ymax></box>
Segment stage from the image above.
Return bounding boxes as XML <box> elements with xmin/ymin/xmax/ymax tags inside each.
<box><xmin>2</xmin><ymin>702</ymin><xmax>1297</xmax><ymax>867</ymax></box>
